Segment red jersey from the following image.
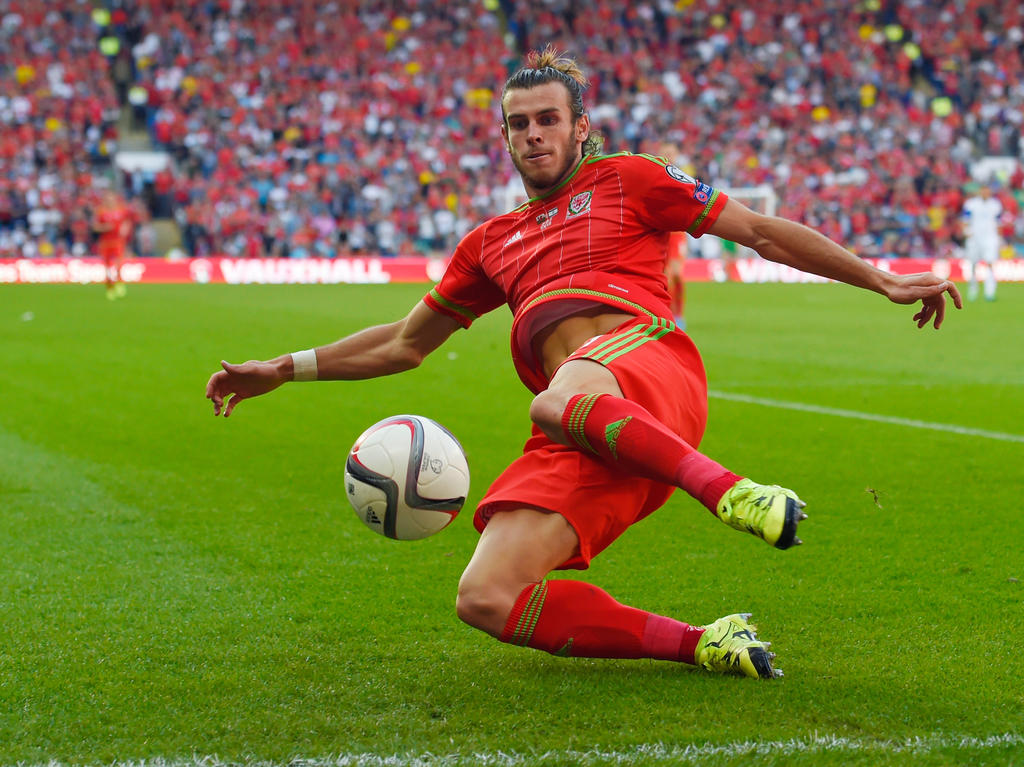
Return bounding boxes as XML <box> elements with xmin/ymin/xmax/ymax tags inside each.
<box><xmin>424</xmin><ymin>152</ymin><xmax>727</xmax><ymax>392</ymax></box>
<box><xmin>95</xmin><ymin>204</ymin><xmax>133</xmax><ymax>244</ymax></box>
<box><xmin>666</xmin><ymin>230</ymin><xmax>688</xmax><ymax>266</ymax></box>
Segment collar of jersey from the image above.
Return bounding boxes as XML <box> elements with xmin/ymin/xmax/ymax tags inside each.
<box><xmin>521</xmin><ymin>154</ymin><xmax>590</xmax><ymax>207</ymax></box>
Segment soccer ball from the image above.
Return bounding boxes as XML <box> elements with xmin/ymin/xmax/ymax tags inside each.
<box><xmin>344</xmin><ymin>415</ymin><xmax>470</xmax><ymax>540</ymax></box>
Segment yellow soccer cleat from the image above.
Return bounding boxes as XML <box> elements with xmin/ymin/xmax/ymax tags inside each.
<box><xmin>695</xmin><ymin>613</ymin><xmax>781</xmax><ymax>679</ymax></box>
<box><xmin>716</xmin><ymin>478</ymin><xmax>806</xmax><ymax>549</ymax></box>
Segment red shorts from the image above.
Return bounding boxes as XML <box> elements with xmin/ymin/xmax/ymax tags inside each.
<box><xmin>98</xmin><ymin>239</ymin><xmax>125</xmax><ymax>263</ymax></box>
<box><xmin>475</xmin><ymin>317</ymin><xmax>708</xmax><ymax>569</ymax></box>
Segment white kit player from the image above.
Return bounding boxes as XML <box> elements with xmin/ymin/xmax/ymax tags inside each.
<box><xmin>962</xmin><ymin>184</ymin><xmax>1003</xmax><ymax>301</ymax></box>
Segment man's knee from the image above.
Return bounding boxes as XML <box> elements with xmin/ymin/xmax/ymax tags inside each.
<box><xmin>529</xmin><ymin>389</ymin><xmax>568</xmax><ymax>441</ymax></box>
<box><xmin>531</xmin><ymin>360</ymin><xmax>622</xmax><ymax>441</ymax></box>
<box><xmin>457</xmin><ymin>507</ymin><xmax>579</xmax><ymax>638</ymax></box>
<box><xmin>455</xmin><ymin>574</ymin><xmax>520</xmax><ymax>638</ymax></box>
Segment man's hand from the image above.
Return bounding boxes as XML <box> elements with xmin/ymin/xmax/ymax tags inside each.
<box><xmin>886</xmin><ymin>273</ymin><xmax>963</xmax><ymax>329</ymax></box>
<box><xmin>205</xmin><ymin>358</ymin><xmax>288</xmax><ymax>417</ymax></box>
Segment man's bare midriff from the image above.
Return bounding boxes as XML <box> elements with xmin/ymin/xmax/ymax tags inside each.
<box><xmin>534</xmin><ymin>306</ymin><xmax>635</xmax><ymax>378</ymax></box>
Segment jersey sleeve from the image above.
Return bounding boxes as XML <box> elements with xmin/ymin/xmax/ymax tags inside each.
<box><xmin>623</xmin><ymin>154</ymin><xmax>729</xmax><ymax>237</ymax></box>
<box><xmin>423</xmin><ymin>224</ymin><xmax>506</xmax><ymax>328</ymax></box>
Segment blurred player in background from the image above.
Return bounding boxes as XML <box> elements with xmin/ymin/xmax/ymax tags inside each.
<box><xmin>961</xmin><ymin>183</ymin><xmax>1002</xmax><ymax>301</ymax></box>
<box><xmin>92</xmin><ymin>188</ymin><xmax>133</xmax><ymax>300</ymax></box>
<box><xmin>206</xmin><ymin>48</ymin><xmax>961</xmax><ymax>680</ymax></box>
<box><xmin>665</xmin><ymin>230</ymin><xmax>688</xmax><ymax>329</ymax></box>
<box><xmin>658</xmin><ymin>143</ymin><xmax>690</xmax><ymax>329</ymax></box>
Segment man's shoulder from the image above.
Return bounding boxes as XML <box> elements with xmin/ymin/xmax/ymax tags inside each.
<box><xmin>457</xmin><ymin>212</ymin><xmax>518</xmax><ymax>254</ymax></box>
<box><xmin>585</xmin><ymin>152</ymin><xmax>696</xmax><ymax>189</ymax></box>
<box><xmin>585</xmin><ymin>151</ymin><xmax>673</xmax><ymax>170</ymax></box>
<box><xmin>478</xmin><ymin>204</ymin><xmax>524</xmax><ymax>232</ymax></box>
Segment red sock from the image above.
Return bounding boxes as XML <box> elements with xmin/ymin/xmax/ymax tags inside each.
<box><xmin>561</xmin><ymin>393</ymin><xmax>742</xmax><ymax>512</ymax></box>
<box><xmin>500</xmin><ymin>580</ymin><xmax>704</xmax><ymax>664</ymax></box>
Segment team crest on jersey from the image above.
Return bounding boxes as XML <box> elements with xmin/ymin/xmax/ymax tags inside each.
<box><xmin>666</xmin><ymin>164</ymin><xmax>696</xmax><ymax>185</ymax></box>
<box><xmin>536</xmin><ymin>206</ymin><xmax>559</xmax><ymax>229</ymax></box>
<box><xmin>567</xmin><ymin>190</ymin><xmax>593</xmax><ymax>218</ymax></box>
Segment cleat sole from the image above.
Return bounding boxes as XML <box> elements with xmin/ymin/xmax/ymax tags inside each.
<box><xmin>774</xmin><ymin>496</ymin><xmax>805</xmax><ymax>550</ymax></box>
<box><xmin>747</xmin><ymin>646</ymin><xmax>779</xmax><ymax>679</ymax></box>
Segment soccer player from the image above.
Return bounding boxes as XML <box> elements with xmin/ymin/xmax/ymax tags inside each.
<box><xmin>92</xmin><ymin>188</ymin><xmax>133</xmax><ymax>300</ymax></box>
<box><xmin>658</xmin><ymin>143</ymin><xmax>690</xmax><ymax>329</ymax></box>
<box><xmin>205</xmin><ymin>48</ymin><xmax>961</xmax><ymax>679</ymax></box>
<box><xmin>665</xmin><ymin>230</ymin><xmax>688</xmax><ymax>329</ymax></box>
<box><xmin>961</xmin><ymin>183</ymin><xmax>1002</xmax><ymax>301</ymax></box>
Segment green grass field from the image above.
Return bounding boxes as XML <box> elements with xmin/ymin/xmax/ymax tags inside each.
<box><xmin>1</xmin><ymin>281</ymin><xmax>1022</xmax><ymax>767</ymax></box>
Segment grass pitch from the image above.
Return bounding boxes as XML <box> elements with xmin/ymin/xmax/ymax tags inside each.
<box><xmin>1</xmin><ymin>281</ymin><xmax>1022</xmax><ymax>766</ymax></box>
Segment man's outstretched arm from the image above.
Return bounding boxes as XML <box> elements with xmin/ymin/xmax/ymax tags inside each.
<box><xmin>707</xmin><ymin>198</ymin><xmax>963</xmax><ymax>328</ymax></box>
<box><xmin>205</xmin><ymin>300</ymin><xmax>462</xmax><ymax>417</ymax></box>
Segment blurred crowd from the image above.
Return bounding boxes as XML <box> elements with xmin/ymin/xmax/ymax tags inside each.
<box><xmin>504</xmin><ymin>0</ymin><xmax>1024</xmax><ymax>258</ymax></box>
<box><xmin>119</xmin><ymin>0</ymin><xmax>513</xmax><ymax>259</ymax></box>
<box><xmin>0</xmin><ymin>3</ymin><xmax>114</xmax><ymax>257</ymax></box>
<box><xmin>2</xmin><ymin>0</ymin><xmax>1023</xmax><ymax>260</ymax></box>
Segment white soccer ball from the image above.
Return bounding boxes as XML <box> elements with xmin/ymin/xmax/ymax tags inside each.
<box><xmin>344</xmin><ymin>415</ymin><xmax>470</xmax><ymax>540</ymax></box>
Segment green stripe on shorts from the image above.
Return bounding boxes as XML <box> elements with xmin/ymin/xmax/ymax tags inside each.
<box><xmin>582</xmin><ymin>320</ymin><xmax>673</xmax><ymax>366</ymax></box>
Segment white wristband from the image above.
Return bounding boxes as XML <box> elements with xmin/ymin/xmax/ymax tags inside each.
<box><xmin>291</xmin><ymin>349</ymin><xmax>318</xmax><ymax>382</ymax></box>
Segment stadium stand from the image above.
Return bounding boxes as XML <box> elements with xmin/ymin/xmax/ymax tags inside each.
<box><xmin>2</xmin><ymin>1</ymin><xmax>1022</xmax><ymax>260</ymax></box>
<box><xmin>502</xmin><ymin>0</ymin><xmax>1024</xmax><ymax>258</ymax></box>
<box><xmin>0</xmin><ymin>3</ymin><xmax>123</xmax><ymax>258</ymax></box>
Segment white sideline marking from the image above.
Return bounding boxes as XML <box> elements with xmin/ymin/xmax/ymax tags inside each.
<box><xmin>12</xmin><ymin>733</ymin><xmax>1024</xmax><ymax>767</ymax></box>
<box><xmin>710</xmin><ymin>390</ymin><xmax>1024</xmax><ymax>444</ymax></box>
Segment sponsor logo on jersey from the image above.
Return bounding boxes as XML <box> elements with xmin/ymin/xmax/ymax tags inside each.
<box><xmin>503</xmin><ymin>229</ymin><xmax>523</xmax><ymax>248</ymax></box>
<box><xmin>666</xmin><ymin>164</ymin><xmax>697</xmax><ymax>185</ymax></box>
<box><xmin>693</xmin><ymin>182</ymin><xmax>713</xmax><ymax>204</ymax></box>
<box><xmin>567</xmin><ymin>190</ymin><xmax>593</xmax><ymax>218</ymax></box>
<box><xmin>536</xmin><ymin>206</ymin><xmax>559</xmax><ymax>229</ymax></box>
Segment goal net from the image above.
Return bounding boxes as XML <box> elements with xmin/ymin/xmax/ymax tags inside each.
<box><xmin>688</xmin><ymin>184</ymin><xmax>778</xmax><ymax>262</ymax></box>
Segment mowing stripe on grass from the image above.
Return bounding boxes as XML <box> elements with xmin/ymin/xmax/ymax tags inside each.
<box><xmin>710</xmin><ymin>390</ymin><xmax>1024</xmax><ymax>444</ymax></box>
<box><xmin>11</xmin><ymin>733</ymin><xmax>1023</xmax><ymax>766</ymax></box>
